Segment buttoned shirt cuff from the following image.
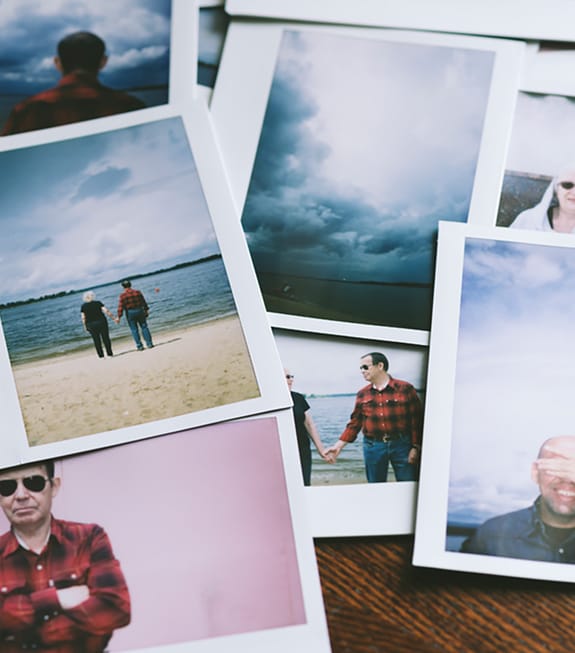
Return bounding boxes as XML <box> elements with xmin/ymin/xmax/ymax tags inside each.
<box><xmin>31</xmin><ymin>587</ymin><xmax>60</xmax><ymax>615</ymax></box>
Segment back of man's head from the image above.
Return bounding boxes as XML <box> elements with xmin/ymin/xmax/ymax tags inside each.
<box><xmin>121</xmin><ymin>279</ymin><xmax>132</xmax><ymax>289</ymax></box>
<box><xmin>57</xmin><ymin>31</ymin><xmax>106</xmax><ymax>74</ymax></box>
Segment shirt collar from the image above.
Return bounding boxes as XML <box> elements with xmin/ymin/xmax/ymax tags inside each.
<box><xmin>58</xmin><ymin>71</ymin><xmax>101</xmax><ymax>88</ymax></box>
<box><xmin>526</xmin><ymin>497</ymin><xmax>575</xmax><ymax>542</ymax></box>
<box><xmin>1</xmin><ymin>516</ymin><xmax>61</xmax><ymax>557</ymax></box>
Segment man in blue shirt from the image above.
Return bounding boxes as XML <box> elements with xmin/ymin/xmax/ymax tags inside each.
<box><xmin>461</xmin><ymin>435</ymin><xmax>575</xmax><ymax>563</ymax></box>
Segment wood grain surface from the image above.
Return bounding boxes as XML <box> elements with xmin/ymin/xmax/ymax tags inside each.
<box><xmin>315</xmin><ymin>536</ymin><xmax>575</xmax><ymax>653</ymax></box>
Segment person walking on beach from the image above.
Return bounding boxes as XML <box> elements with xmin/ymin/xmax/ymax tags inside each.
<box><xmin>324</xmin><ymin>352</ymin><xmax>422</xmax><ymax>483</ymax></box>
<box><xmin>0</xmin><ymin>459</ymin><xmax>131</xmax><ymax>652</ymax></box>
<box><xmin>2</xmin><ymin>31</ymin><xmax>145</xmax><ymax>136</ymax></box>
<box><xmin>117</xmin><ymin>280</ymin><xmax>154</xmax><ymax>351</ymax></box>
<box><xmin>80</xmin><ymin>290</ymin><xmax>117</xmax><ymax>358</ymax></box>
<box><xmin>285</xmin><ymin>368</ymin><xmax>334</xmax><ymax>486</ymax></box>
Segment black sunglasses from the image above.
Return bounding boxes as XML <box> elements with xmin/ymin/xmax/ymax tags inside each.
<box><xmin>285</xmin><ymin>374</ymin><xmax>294</xmax><ymax>379</ymax></box>
<box><xmin>558</xmin><ymin>181</ymin><xmax>575</xmax><ymax>190</ymax></box>
<box><xmin>0</xmin><ymin>475</ymin><xmax>50</xmax><ymax>497</ymax></box>
<box><xmin>360</xmin><ymin>364</ymin><xmax>372</xmax><ymax>371</ymax></box>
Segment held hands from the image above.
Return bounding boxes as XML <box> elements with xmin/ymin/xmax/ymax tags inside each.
<box><xmin>56</xmin><ymin>584</ymin><xmax>90</xmax><ymax>610</ymax></box>
<box><xmin>319</xmin><ymin>448</ymin><xmax>336</xmax><ymax>464</ymax></box>
<box><xmin>323</xmin><ymin>440</ymin><xmax>346</xmax><ymax>462</ymax></box>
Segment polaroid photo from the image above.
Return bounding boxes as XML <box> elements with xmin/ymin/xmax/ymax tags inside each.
<box><xmin>0</xmin><ymin>414</ymin><xmax>332</xmax><ymax>652</ymax></box>
<box><xmin>0</xmin><ymin>0</ymin><xmax>195</xmax><ymax>137</ymax></box>
<box><xmin>210</xmin><ymin>20</ymin><xmax>524</xmax><ymax>344</ymax></box>
<box><xmin>197</xmin><ymin>0</ymin><xmax>230</xmax><ymax>100</ymax></box>
<box><xmin>0</xmin><ymin>101</ymin><xmax>291</xmax><ymax>467</ymax></box>
<box><xmin>489</xmin><ymin>45</ymin><xmax>575</xmax><ymax>234</ymax></box>
<box><xmin>225</xmin><ymin>0</ymin><xmax>575</xmax><ymax>43</ymax></box>
<box><xmin>413</xmin><ymin>221</ymin><xmax>575</xmax><ymax>582</ymax></box>
<box><xmin>274</xmin><ymin>328</ymin><xmax>428</xmax><ymax>536</ymax></box>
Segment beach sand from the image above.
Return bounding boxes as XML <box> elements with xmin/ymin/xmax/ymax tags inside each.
<box><xmin>12</xmin><ymin>315</ymin><xmax>260</xmax><ymax>445</ymax></box>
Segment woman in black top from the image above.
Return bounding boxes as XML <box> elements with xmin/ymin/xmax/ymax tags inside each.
<box><xmin>285</xmin><ymin>369</ymin><xmax>333</xmax><ymax>486</ymax></box>
<box><xmin>80</xmin><ymin>290</ymin><xmax>117</xmax><ymax>358</ymax></box>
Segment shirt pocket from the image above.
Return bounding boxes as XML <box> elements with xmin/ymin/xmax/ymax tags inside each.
<box><xmin>51</xmin><ymin>564</ymin><xmax>89</xmax><ymax>590</ymax></box>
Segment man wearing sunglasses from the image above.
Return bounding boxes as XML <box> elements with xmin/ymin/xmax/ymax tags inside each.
<box><xmin>324</xmin><ymin>352</ymin><xmax>423</xmax><ymax>483</ymax></box>
<box><xmin>0</xmin><ymin>460</ymin><xmax>130</xmax><ymax>652</ymax></box>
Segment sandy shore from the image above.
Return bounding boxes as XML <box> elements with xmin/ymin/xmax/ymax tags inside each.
<box><xmin>12</xmin><ymin>315</ymin><xmax>260</xmax><ymax>445</ymax></box>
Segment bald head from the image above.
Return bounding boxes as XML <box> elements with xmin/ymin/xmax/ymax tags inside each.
<box><xmin>537</xmin><ymin>436</ymin><xmax>575</xmax><ymax>460</ymax></box>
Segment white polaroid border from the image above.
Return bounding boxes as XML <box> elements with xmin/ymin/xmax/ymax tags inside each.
<box><xmin>0</xmin><ymin>101</ymin><xmax>291</xmax><ymax>468</ymax></box>
<box><xmin>210</xmin><ymin>20</ymin><xmax>524</xmax><ymax>341</ymax></box>
<box><xmin>225</xmin><ymin>0</ymin><xmax>575</xmax><ymax>42</ymax></box>
<box><xmin>170</xmin><ymin>0</ymin><xmax>199</xmax><ymax>104</ymax></box>
<box><xmin>520</xmin><ymin>41</ymin><xmax>575</xmax><ymax>97</ymax></box>
<box><xmin>274</xmin><ymin>327</ymin><xmax>426</xmax><ymax>537</ymax></box>
<box><xmin>413</xmin><ymin>221</ymin><xmax>575</xmax><ymax>582</ymax></box>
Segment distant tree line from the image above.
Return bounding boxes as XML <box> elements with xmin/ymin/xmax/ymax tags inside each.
<box><xmin>0</xmin><ymin>254</ymin><xmax>221</xmax><ymax>309</ymax></box>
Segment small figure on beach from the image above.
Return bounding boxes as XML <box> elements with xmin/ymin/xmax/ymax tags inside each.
<box><xmin>510</xmin><ymin>165</ymin><xmax>575</xmax><ymax>233</ymax></box>
<box><xmin>461</xmin><ymin>436</ymin><xmax>575</xmax><ymax>563</ymax></box>
<box><xmin>2</xmin><ymin>31</ymin><xmax>145</xmax><ymax>136</ymax></box>
<box><xmin>0</xmin><ymin>459</ymin><xmax>131</xmax><ymax>652</ymax></box>
<box><xmin>324</xmin><ymin>352</ymin><xmax>422</xmax><ymax>483</ymax></box>
<box><xmin>80</xmin><ymin>290</ymin><xmax>117</xmax><ymax>358</ymax></box>
<box><xmin>285</xmin><ymin>368</ymin><xmax>334</xmax><ymax>486</ymax></box>
<box><xmin>117</xmin><ymin>280</ymin><xmax>154</xmax><ymax>351</ymax></box>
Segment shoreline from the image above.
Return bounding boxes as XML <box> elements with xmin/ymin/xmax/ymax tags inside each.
<box><xmin>12</xmin><ymin>315</ymin><xmax>260</xmax><ymax>446</ymax></box>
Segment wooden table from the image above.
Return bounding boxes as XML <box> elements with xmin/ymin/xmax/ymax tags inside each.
<box><xmin>315</xmin><ymin>536</ymin><xmax>575</xmax><ymax>653</ymax></box>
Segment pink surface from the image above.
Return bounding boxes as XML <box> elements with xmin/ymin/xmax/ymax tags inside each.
<box><xmin>0</xmin><ymin>418</ymin><xmax>306</xmax><ymax>651</ymax></box>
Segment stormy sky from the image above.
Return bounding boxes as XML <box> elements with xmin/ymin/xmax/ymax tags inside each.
<box><xmin>0</xmin><ymin>116</ymin><xmax>219</xmax><ymax>303</ymax></box>
<box><xmin>243</xmin><ymin>29</ymin><xmax>495</xmax><ymax>284</ymax></box>
<box><xmin>0</xmin><ymin>0</ymin><xmax>171</xmax><ymax>96</ymax></box>
<box><xmin>448</xmin><ymin>237</ymin><xmax>575</xmax><ymax>523</ymax></box>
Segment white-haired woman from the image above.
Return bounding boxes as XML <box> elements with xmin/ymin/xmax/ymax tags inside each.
<box><xmin>510</xmin><ymin>166</ymin><xmax>575</xmax><ymax>233</ymax></box>
<box><xmin>80</xmin><ymin>290</ymin><xmax>117</xmax><ymax>358</ymax></box>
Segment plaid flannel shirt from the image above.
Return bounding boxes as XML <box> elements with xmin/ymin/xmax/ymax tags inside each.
<box><xmin>117</xmin><ymin>288</ymin><xmax>148</xmax><ymax>319</ymax></box>
<box><xmin>1</xmin><ymin>72</ymin><xmax>145</xmax><ymax>136</ymax></box>
<box><xmin>0</xmin><ymin>518</ymin><xmax>131</xmax><ymax>653</ymax></box>
<box><xmin>340</xmin><ymin>377</ymin><xmax>423</xmax><ymax>446</ymax></box>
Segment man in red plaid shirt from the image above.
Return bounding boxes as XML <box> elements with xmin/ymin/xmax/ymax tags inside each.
<box><xmin>117</xmin><ymin>279</ymin><xmax>154</xmax><ymax>351</ymax></box>
<box><xmin>2</xmin><ymin>31</ymin><xmax>145</xmax><ymax>136</ymax></box>
<box><xmin>0</xmin><ymin>460</ymin><xmax>130</xmax><ymax>652</ymax></box>
<box><xmin>325</xmin><ymin>352</ymin><xmax>423</xmax><ymax>482</ymax></box>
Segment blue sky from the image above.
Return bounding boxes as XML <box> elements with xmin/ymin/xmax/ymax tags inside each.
<box><xmin>0</xmin><ymin>0</ymin><xmax>171</xmax><ymax>96</ymax></box>
<box><xmin>243</xmin><ymin>29</ymin><xmax>495</xmax><ymax>285</ymax></box>
<box><xmin>0</xmin><ymin>117</ymin><xmax>219</xmax><ymax>303</ymax></box>
<box><xmin>448</xmin><ymin>237</ymin><xmax>575</xmax><ymax>523</ymax></box>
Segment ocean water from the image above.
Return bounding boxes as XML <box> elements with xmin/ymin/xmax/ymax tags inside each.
<box><xmin>306</xmin><ymin>394</ymin><xmax>367</xmax><ymax>484</ymax></box>
<box><xmin>1</xmin><ymin>258</ymin><xmax>236</xmax><ymax>364</ymax></box>
<box><xmin>259</xmin><ymin>272</ymin><xmax>433</xmax><ymax>331</ymax></box>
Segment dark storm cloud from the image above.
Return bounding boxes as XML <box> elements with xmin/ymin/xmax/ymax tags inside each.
<box><xmin>72</xmin><ymin>166</ymin><xmax>131</xmax><ymax>203</ymax></box>
<box><xmin>28</xmin><ymin>237</ymin><xmax>54</xmax><ymax>252</ymax></box>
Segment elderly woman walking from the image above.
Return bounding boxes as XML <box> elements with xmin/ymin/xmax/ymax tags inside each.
<box><xmin>80</xmin><ymin>290</ymin><xmax>117</xmax><ymax>358</ymax></box>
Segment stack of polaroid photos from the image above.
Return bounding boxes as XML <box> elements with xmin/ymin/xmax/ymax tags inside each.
<box><xmin>207</xmin><ymin>1</ymin><xmax>575</xmax><ymax>585</ymax></box>
<box><xmin>1</xmin><ymin>2</ymin><xmax>575</xmax><ymax>652</ymax></box>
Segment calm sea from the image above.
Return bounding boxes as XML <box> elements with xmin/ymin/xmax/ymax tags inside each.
<box><xmin>306</xmin><ymin>394</ymin><xmax>367</xmax><ymax>484</ymax></box>
<box><xmin>1</xmin><ymin>258</ymin><xmax>236</xmax><ymax>364</ymax></box>
<box><xmin>259</xmin><ymin>272</ymin><xmax>433</xmax><ymax>331</ymax></box>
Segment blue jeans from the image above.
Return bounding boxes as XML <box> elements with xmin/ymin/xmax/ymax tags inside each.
<box><xmin>363</xmin><ymin>435</ymin><xmax>417</xmax><ymax>482</ymax></box>
<box><xmin>126</xmin><ymin>308</ymin><xmax>153</xmax><ymax>349</ymax></box>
